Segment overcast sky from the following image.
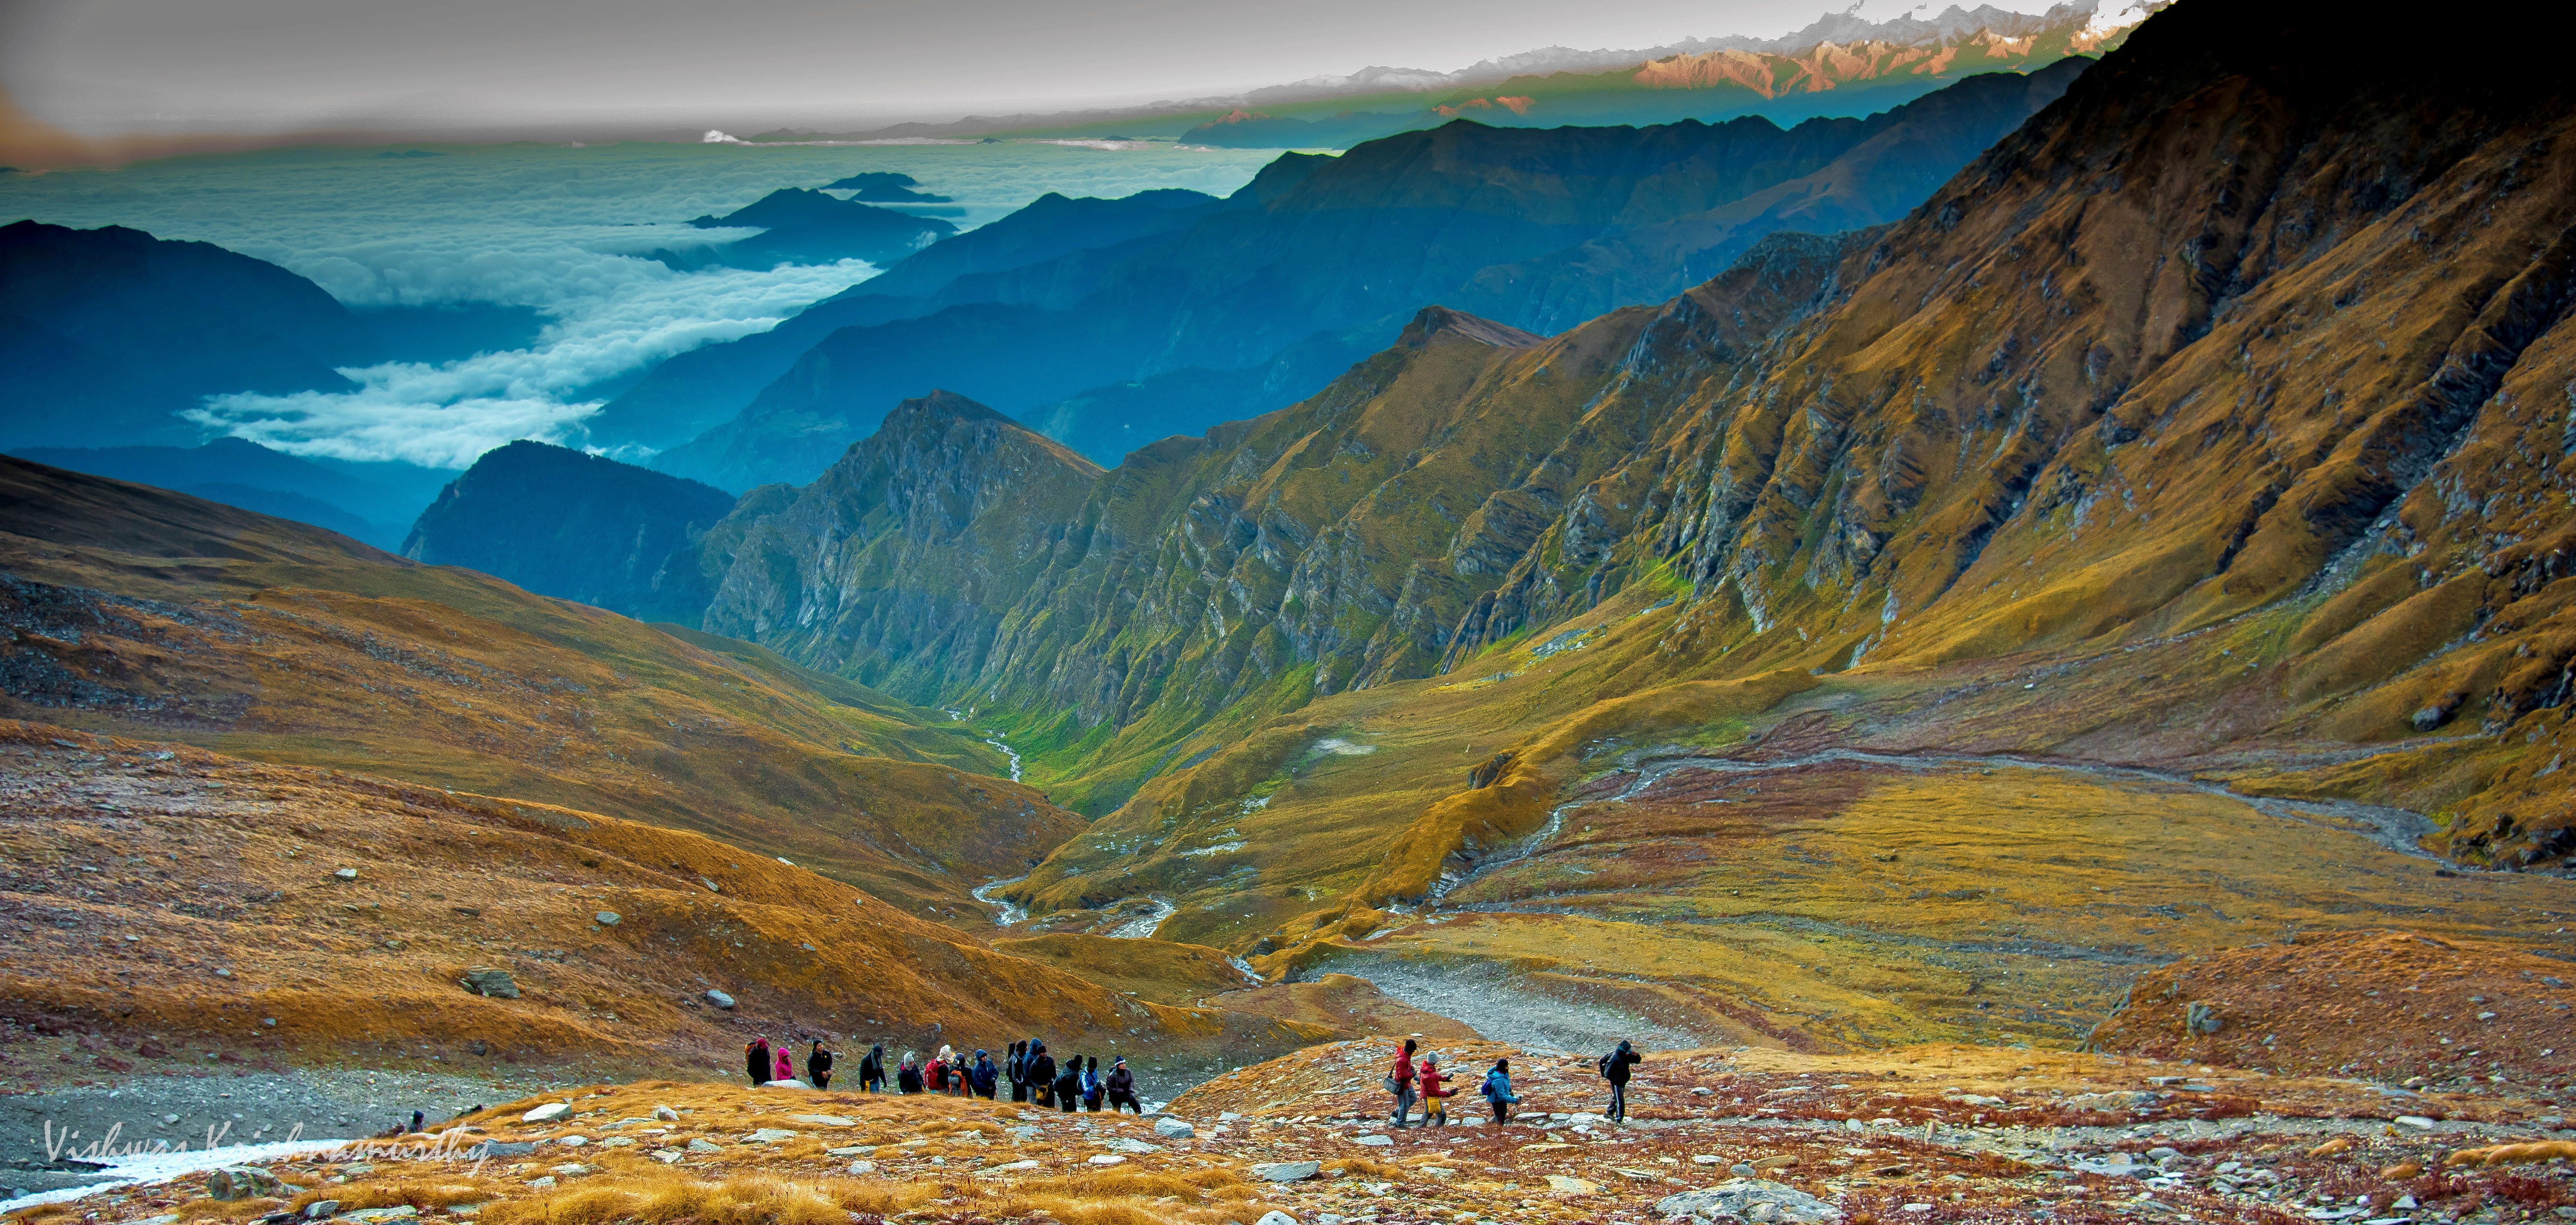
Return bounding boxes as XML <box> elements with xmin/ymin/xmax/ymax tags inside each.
<box><xmin>0</xmin><ymin>0</ymin><xmax>2048</xmax><ymax>139</ymax></box>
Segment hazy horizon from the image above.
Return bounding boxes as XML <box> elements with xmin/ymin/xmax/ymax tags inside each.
<box><xmin>2</xmin><ymin>0</ymin><xmax>2073</xmax><ymax>150</ymax></box>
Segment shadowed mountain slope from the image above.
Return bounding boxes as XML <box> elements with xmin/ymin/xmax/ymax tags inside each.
<box><xmin>591</xmin><ymin>189</ymin><xmax>1229</xmax><ymax>456</ymax></box>
<box><xmin>404</xmin><ymin>440</ymin><xmax>737</xmax><ymax>624</ymax></box>
<box><xmin>641</xmin><ymin>63</ymin><xmax>2089</xmax><ymax>487</ymax></box>
<box><xmin>0</xmin><ymin>221</ymin><xmax>375</xmax><ymax>450</ymax></box>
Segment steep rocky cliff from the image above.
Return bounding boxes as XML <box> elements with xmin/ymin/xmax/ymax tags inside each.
<box><xmin>699</xmin><ymin>390</ymin><xmax>1102</xmax><ymax>698</ymax></box>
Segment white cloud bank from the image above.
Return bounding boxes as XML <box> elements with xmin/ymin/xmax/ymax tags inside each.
<box><xmin>0</xmin><ymin>139</ymin><xmax>1282</xmax><ymax>468</ymax></box>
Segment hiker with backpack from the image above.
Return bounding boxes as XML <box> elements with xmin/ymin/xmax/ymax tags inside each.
<box><xmin>1598</xmin><ymin>1040</ymin><xmax>1641</xmax><ymax>1122</ymax></box>
<box><xmin>1386</xmin><ymin>1038</ymin><xmax>1420</xmax><ymax>1128</ymax></box>
<box><xmin>1480</xmin><ymin>1058</ymin><xmax>1519</xmax><ymax>1124</ymax></box>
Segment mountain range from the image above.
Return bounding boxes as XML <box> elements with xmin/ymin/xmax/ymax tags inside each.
<box><xmin>613</xmin><ymin>56</ymin><xmax>2092</xmax><ymax>489</ymax></box>
<box><xmin>8</xmin><ymin>0</ymin><xmax>2576</xmax><ymax>1090</ymax></box>
<box><xmin>741</xmin><ymin>1</ymin><xmax>2147</xmax><ymax>147</ymax></box>
<box><xmin>387</xmin><ymin>0</ymin><xmax>2576</xmax><ymax>1052</ymax></box>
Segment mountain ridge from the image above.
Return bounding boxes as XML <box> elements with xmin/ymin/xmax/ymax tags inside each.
<box><xmin>636</xmin><ymin>61</ymin><xmax>2088</xmax><ymax>488</ymax></box>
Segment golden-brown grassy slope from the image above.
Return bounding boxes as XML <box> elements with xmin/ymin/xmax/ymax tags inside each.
<box><xmin>1014</xmin><ymin>576</ymin><xmax>2576</xmax><ymax>1052</ymax></box>
<box><xmin>2082</xmin><ymin>929</ymin><xmax>2576</xmax><ymax>1086</ymax></box>
<box><xmin>0</xmin><ymin>458</ymin><xmax>1075</xmax><ymax>917</ymax></box>
<box><xmin>1452</xmin><ymin>0</ymin><xmax>2576</xmax><ymax>865</ymax></box>
<box><xmin>1015</xmin><ymin>0</ymin><xmax>2576</xmax><ymax>963</ymax></box>
<box><xmin>39</xmin><ymin>1062</ymin><xmax>2570</xmax><ymax>1225</ymax></box>
<box><xmin>0</xmin><ymin>721</ymin><xmax>1330</xmax><ymax>1085</ymax></box>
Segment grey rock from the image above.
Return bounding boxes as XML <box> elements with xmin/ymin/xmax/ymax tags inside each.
<box><xmin>206</xmin><ymin>1166</ymin><xmax>282</xmax><ymax>1201</ymax></box>
<box><xmin>1255</xmin><ymin>1213</ymin><xmax>1299</xmax><ymax>1225</ymax></box>
<box><xmin>520</xmin><ymin>1102</ymin><xmax>570</xmax><ymax>1124</ymax></box>
<box><xmin>653</xmin><ymin>1105</ymin><xmax>680</xmax><ymax>1121</ymax></box>
<box><xmin>593</xmin><ymin>911</ymin><xmax>620</xmax><ymax>927</ymax></box>
<box><xmin>470</xmin><ymin>1141</ymin><xmax>537</xmax><ymax>1158</ymax></box>
<box><xmin>687</xmin><ymin>1138</ymin><xmax>722</xmax><ymax>1152</ymax></box>
<box><xmin>743</xmin><ymin>1128</ymin><xmax>798</xmax><ymax>1143</ymax></box>
<box><xmin>459</xmin><ymin>967</ymin><xmax>519</xmax><ymax>999</ymax></box>
<box><xmin>846</xmin><ymin>1160</ymin><xmax>878</xmax><ymax>1176</ymax></box>
<box><xmin>301</xmin><ymin>1202</ymin><xmax>339</xmax><ymax>1220</ymax></box>
<box><xmin>2184</xmin><ymin>1002</ymin><xmax>2221</xmax><ymax>1036</ymax></box>
<box><xmin>1251</xmin><ymin>1161</ymin><xmax>1321</xmax><ymax>1182</ymax></box>
<box><xmin>1153</xmin><ymin>1116</ymin><xmax>1196</xmax><ymax>1139</ymax></box>
<box><xmin>1656</xmin><ymin>1179</ymin><xmax>1840</xmax><ymax>1224</ymax></box>
<box><xmin>704</xmin><ymin>989</ymin><xmax>736</xmax><ymax>1009</ymax></box>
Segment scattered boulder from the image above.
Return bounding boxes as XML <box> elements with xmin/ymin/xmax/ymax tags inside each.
<box><xmin>332</xmin><ymin>868</ymin><xmax>358</xmax><ymax>881</ymax></box>
<box><xmin>847</xmin><ymin>1159</ymin><xmax>878</xmax><ymax>1176</ymax></box>
<box><xmin>459</xmin><ymin>968</ymin><xmax>519</xmax><ymax>999</ymax></box>
<box><xmin>206</xmin><ymin>1167</ymin><xmax>282</xmax><ymax>1200</ymax></box>
<box><xmin>1086</xmin><ymin>1154</ymin><xmax>1127</xmax><ymax>1166</ymax></box>
<box><xmin>653</xmin><ymin>1104</ymin><xmax>680</xmax><ymax>1121</ymax></box>
<box><xmin>1154</xmin><ymin>1116</ymin><xmax>1196</xmax><ymax>1139</ymax></box>
<box><xmin>743</xmin><ymin>1128</ymin><xmax>799</xmax><ymax>1143</ymax></box>
<box><xmin>687</xmin><ymin>1138</ymin><xmax>722</xmax><ymax>1152</ymax></box>
<box><xmin>1352</xmin><ymin>1133</ymin><xmax>1393</xmax><ymax>1147</ymax></box>
<box><xmin>301</xmin><ymin>1201</ymin><xmax>338</xmax><ymax>1219</ymax></box>
<box><xmin>1656</xmin><ymin>1180</ymin><xmax>1840</xmax><ymax>1223</ymax></box>
<box><xmin>787</xmin><ymin>1114</ymin><xmax>855</xmax><ymax>1127</ymax></box>
<box><xmin>1546</xmin><ymin>1174</ymin><xmax>1601</xmax><ymax>1194</ymax></box>
<box><xmin>1251</xmin><ymin>1160</ymin><xmax>1320</xmax><ymax>1182</ymax></box>
<box><xmin>593</xmin><ymin>911</ymin><xmax>620</xmax><ymax>926</ymax></box>
<box><xmin>704</xmin><ymin>989</ymin><xmax>736</xmax><ymax>1009</ymax></box>
<box><xmin>520</xmin><ymin>1102</ymin><xmax>570</xmax><ymax>1124</ymax></box>
<box><xmin>1255</xmin><ymin>1213</ymin><xmax>1299</xmax><ymax>1225</ymax></box>
<box><xmin>2184</xmin><ymin>1001</ymin><xmax>2222</xmax><ymax>1035</ymax></box>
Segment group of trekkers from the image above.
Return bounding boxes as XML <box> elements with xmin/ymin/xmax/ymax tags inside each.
<box><xmin>740</xmin><ymin>1036</ymin><xmax>1141</xmax><ymax>1111</ymax></box>
<box><xmin>739</xmin><ymin>1031</ymin><xmax>1647</xmax><ymax>1125</ymax></box>
<box><xmin>1384</xmin><ymin>1037</ymin><xmax>1641</xmax><ymax>1127</ymax></box>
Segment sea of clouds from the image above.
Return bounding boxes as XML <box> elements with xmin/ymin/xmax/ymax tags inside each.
<box><xmin>0</xmin><ymin>140</ymin><xmax>1283</xmax><ymax>469</ymax></box>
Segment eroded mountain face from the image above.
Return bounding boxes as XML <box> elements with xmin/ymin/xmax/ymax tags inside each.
<box><xmin>679</xmin><ymin>0</ymin><xmax>2576</xmax><ymax>1049</ymax></box>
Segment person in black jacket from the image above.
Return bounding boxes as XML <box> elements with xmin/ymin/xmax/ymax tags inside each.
<box><xmin>971</xmin><ymin>1049</ymin><xmax>998</xmax><ymax>1099</ymax></box>
<box><xmin>1007</xmin><ymin>1041</ymin><xmax>1028</xmax><ymax>1102</ymax></box>
<box><xmin>806</xmin><ymin>1040</ymin><xmax>835</xmax><ymax>1090</ymax></box>
<box><xmin>746</xmin><ymin>1037</ymin><xmax>771</xmax><ymax>1087</ymax></box>
<box><xmin>1027</xmin><ymin>1042</ymin><xmax>1057</xmax><ymax>1108</ymax></box>
<box><xmin>859</xmin><ymin>1044</ymin><xmax>886</xmax><ymax>1093</ymax></box>
<box><xmin>897</xmin><ymin>1052</ymin><xmax>925</xmax><ymax>1094</ymax></box>
<box><xmin>1103</xmin><ymin>1056</ymin><xmax>1141</xmax><ymax>1113</ymax></box>
<box><xmin>1052</xmin><ymin>1053</ymin><xmax>1082</xmax><ymax>1113</ymax></box>
<box><xmin>1599</xmin><ymin>1040</ymin><xmax>1641</xmax><ymax>1122</ymax></box>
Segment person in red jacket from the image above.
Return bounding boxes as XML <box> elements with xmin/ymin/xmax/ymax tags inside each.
<box><xmin>1388</xmin><ymin>1038</ymin><xmax>1419</xmax><ymax>1128</ymax></box>
<box><xmin>1416</xmin><ymin>1051</ymin><xmax>1453</xmax><ymax>1127</ymax></box>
